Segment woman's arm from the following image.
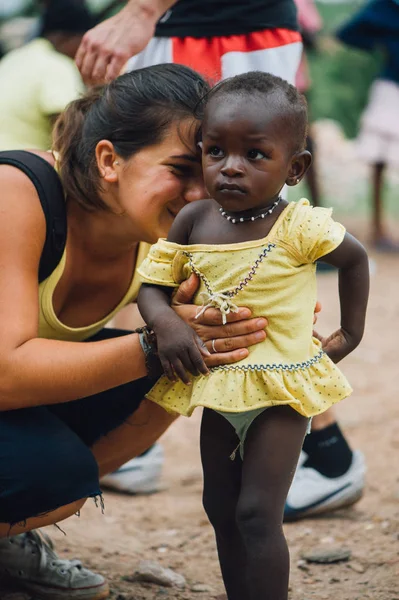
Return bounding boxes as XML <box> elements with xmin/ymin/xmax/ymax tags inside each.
<box><xmin>317</xmin><ymin>232</ymin><xmax>369</xmax><ymax>363</ymax></box>
<box><xmin>0</xmin><ymin>167</ymin><xmax>147</xmax><ymax>411</ymax></box>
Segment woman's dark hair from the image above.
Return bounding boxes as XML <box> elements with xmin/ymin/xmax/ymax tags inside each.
<box><xmin>199</xmin><ymin>71</ymin><xmax>308</xmax><ymax>153</ymax></box>
<box><xmin>52</xmin><ymin>64</ymin><xmax>210</xmax><ymax>211</ymax></box>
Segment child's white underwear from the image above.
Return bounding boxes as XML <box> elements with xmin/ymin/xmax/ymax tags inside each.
<box><xmin>215</xmin><ymin>407</ymin><xmax>312</xmax><ymax>460</ymax></box>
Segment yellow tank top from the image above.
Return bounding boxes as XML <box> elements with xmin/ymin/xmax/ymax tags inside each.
<box><xmin>38</xmin><ymin>242</ymin><xmax>151</xmax><ymax>341</ymax></box>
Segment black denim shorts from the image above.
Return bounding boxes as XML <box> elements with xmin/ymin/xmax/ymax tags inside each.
<box><xmin>0</xmin><ymin>329</ymin><xmax>154</xmax><ymax>525</ymax></box>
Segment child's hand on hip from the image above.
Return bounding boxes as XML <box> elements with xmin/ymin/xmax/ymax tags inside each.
<box><xmin>316</xmin><ymin>328</ymin><xmax>354</xmax><ymax>363</ymax></box>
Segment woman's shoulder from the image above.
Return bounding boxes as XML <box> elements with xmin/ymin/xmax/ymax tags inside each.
<box><xmin>26</xmin><ymin>150</ymin><xmax>56</xmax><ymax>167</ymax></box>
<box><xmin>0</xmin><ymin>151</ymin><xmax>53</xmax><ymax>238</ymax></box>
<box><xmin>0</xmin><ymin>176</ymin><xmax>46</xmax><ymax>283</ymax></box>
<box><xmin>0</xmin><ymin>150</ymin><xmax>56</xmax><ymax>218</ymax></box>
<box><xmin>0</xmin><ymin>150</ymin><xmax>56</xmax><ymax>178</ymax></box>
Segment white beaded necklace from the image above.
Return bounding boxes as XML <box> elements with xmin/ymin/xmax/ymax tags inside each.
<box><xmin>219</xmin><ymin>196</ymin><xmax>282</xmax><ymax>224</ymax></box>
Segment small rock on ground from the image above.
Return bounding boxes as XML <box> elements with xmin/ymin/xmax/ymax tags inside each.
<box><xmin>190</xmin><ymin>583</ymin><xmax>214</xmax><ymax>593</ymax></box>
<box><xmin>128</xmin><ymin>560</ymin><xmax>186</xmax><ymax>588</ymax></box>
<box><xmin>301</xmin><ymin>546</ymin><xmax>352</xmax><ymax>564</ymax></box>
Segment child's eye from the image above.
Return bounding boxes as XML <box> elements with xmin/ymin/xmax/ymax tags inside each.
<box><xmin>247</xmin><ymin>149</ymin><xmax>266</xmax><ymax>160</ymax></box>
<box><xmin>208</xmin><ymin>146</ymin><xmax>224</xmax><ymax>158</ymax></box>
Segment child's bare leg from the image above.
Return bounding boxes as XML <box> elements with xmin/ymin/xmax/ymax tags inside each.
<box><xmin>200</xmin><ymin>409</ymin><xmax>246</xmax><ymax>600</ymax></box>
<box><xmin>237</xmin><ymin>406</ymin><xmax>309</xmax><ymax>600</ymax></box>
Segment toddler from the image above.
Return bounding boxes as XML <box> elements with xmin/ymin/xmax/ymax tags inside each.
<box><xmin>137</xmin><ymin>72</ymin><xmax>369</xmax><ymax>600</ymax></box>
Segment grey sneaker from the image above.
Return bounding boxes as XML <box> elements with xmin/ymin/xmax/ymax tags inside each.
<box><xmin>0</xmin><ymin>530</ymin><xmax>109</xmax><ymax>600</ymax></box>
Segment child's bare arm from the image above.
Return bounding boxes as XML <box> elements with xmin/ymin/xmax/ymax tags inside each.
<box><xmin>138</xmin><ymin>284</ymin><xmax>209</xmax><ymax>383</ymax></box>
<box><xmin>138</xmin><ymin>206</ymin><xmax>209</xmax><ymax>383</ymax></box>
<box><xmin>317</xmin><ymin>232</ymin><xmax>369</xmax><ymax>363</ymax></box>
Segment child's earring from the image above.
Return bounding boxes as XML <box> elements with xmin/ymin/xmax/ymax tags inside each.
<box><xmin>197</xmin><ymin>141</ymin><xmax>203</xmax><ymax>150</ymax></box>
<box><xmin>287</xmin><ymin>175</ymin><xmax>300</xmax><ymax>186</ymax></box>
<box><xmin>115</xmin><ymin>160</ymin><xmax>120</xmax><ymax>165</ymax></box>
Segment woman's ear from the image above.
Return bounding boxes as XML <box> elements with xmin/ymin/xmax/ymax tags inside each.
<box><xmin>286</xmin><ymin>150</ymin><xmax>312</xmax><ymax>187</ymax></box>
<box><xmin>95</xmin><ymin>140</ymin><xmax>120</xmax><ymax>183</ymax></box>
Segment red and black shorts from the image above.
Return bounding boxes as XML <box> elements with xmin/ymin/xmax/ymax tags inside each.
<box><xmin>127</xmin><ymin>28</ymin><xmax>302</xmax><ymax>85</ymax></box>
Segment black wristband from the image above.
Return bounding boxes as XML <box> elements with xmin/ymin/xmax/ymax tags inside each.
<box><xmin>134</xmin><ymin>326</ymin><xmax>162</xmax><ymax>380</ymax></box>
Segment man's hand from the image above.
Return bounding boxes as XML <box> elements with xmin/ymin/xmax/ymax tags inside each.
<box><xmin>76</xmin><ymin>3</ymin><xmax>158</xmax><ymax>85</ymax></box>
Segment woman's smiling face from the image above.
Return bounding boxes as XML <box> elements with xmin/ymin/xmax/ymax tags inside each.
<box><xmin>116</xmin><ymin>119</ymin><xmax>207</xmax><ymax>243</ymax></box>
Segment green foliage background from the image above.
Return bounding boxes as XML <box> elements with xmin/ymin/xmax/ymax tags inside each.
<box><xmin>307</xmin><ymin>1</ymin><xmax>381</xmax><ymax>139</ymax></box>
<box><xmin>293</xmin><ymin>3</ymin><xmax>399</xmax><ymax>220</ymax></box>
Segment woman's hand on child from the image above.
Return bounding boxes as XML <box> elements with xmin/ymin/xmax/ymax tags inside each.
<box><xmin>172</xmin><ymin>274</ymin><xmax>268</xmax><ymax>367</ymax></box>
<box><xmin>155</xmin><ymin>315</ymin><xmax>210</xmax><ymax>384</ymax></box>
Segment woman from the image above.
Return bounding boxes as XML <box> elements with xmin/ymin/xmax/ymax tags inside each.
<box><xmin>0</xmin><ymin>64</ymin><xmax>267</xmax><ymax>599</ymax></box>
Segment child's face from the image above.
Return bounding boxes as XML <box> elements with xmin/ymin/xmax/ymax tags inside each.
<box><xmin>202</xmin><ymin>94</ymin><xmax>299</xmax><ymax>212</ymax></box>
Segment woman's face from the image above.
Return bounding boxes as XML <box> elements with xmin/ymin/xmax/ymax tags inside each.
<box><xmin>115</xmin><ymin>120</ymin><xmax>207</xmax><ymax>244</ymax></box>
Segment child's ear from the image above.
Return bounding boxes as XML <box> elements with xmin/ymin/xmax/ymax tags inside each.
<box><xmin>286</xmin><ymin>150</ymin><xmax>312</xmax><ymax>187</ymax></box>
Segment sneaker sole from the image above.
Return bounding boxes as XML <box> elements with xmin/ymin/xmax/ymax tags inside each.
<box><xmin>0</xmin><ymin>578</ymin><xmax>110</xmax><ymax>600</ymax></box>
<box><xmin>101</xmin><ymin>478</ymin><xmax>167</xmax><ymax>495</ymax></box>
<box><xmin>284</xmin><ymin>485</ymin><xmax>364</xmax><ymax>522</ymax></box>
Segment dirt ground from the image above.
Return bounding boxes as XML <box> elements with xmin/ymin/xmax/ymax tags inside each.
<box><xmin>2</xmin><ymin>125</ymin><xmax>399</xmax><ymax>600</ymax></box>
<box><xmin>12</xmin><ymin>218</ymin><xmax>394</xmax><ymax>600</ymax></box>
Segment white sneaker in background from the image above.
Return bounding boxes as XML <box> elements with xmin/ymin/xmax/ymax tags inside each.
<box><xmin>100</xmin><ymin>443</ymin><xmax>165</xmax><ymax>495</ymax></box>
<box><xmin>284</xmin><ymin>450</ymin><xmax>366</xmax><ymax>521</ymax></box>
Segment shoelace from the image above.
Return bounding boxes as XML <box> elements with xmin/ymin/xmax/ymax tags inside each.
<box><xmin>18</xmin><ymin>531</ymin><xmax>85</xmax><ymax>578</ymax></box>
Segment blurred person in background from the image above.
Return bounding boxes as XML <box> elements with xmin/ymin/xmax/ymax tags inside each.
<box><xmin>295</xmin><ymin>0</ymin><xmax>322</xmax><ymax>208</ymax></box>
<box><xmin>337</xmin><ymin>0</ymin><xmax>399</xmax><ymax>251</ymax></box>
<box><xmin>77</xmin><ymin>0</ymin><xmax>366</xmax><ymax>522</ymax></box>
<box><xmin>0</xmin><ymin>0</ymin><xmax>94</xmax><ymax>151</ymax></box>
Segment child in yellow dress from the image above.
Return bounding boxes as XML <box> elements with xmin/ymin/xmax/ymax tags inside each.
<box><xmin>137</xmin><ymin>72</ymin><xmax>369</xmax><ymax>600</ymax></box>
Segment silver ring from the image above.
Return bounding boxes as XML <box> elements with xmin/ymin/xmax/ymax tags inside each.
<box><xmin>211</xmin><ymin>339</ymin><xmax>217</xmax><ymax>354</ymax></box>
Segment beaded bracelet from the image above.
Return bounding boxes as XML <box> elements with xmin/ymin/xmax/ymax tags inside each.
<box><xmin>134</xmin><ymin>326</ymin><xmax>162</xmax><ymax>380</ymax></box>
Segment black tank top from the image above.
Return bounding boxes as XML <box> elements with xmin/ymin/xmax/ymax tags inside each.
<box><xmin>0</xmin><ymin>150</ymin><xmax>67</xmax><ymax>282</ymax></box>
<box><xmin>155</xmin><ymin>0</ymin><xmax>298</xmax><ymax>38</ymax></box>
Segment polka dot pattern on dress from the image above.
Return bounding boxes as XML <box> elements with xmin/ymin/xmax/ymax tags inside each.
<box><xmin>138</xmin><ymin>199</ymin><xmax>351</xmax><ymax>419</ymax></box>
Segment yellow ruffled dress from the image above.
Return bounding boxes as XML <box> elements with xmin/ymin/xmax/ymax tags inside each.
<box><xmin>138</xmin><ymin>199</ymin><xmax>353</xmax><ymax>418</ymax></box>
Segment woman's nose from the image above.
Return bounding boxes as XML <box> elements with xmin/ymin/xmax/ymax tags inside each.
<box><xmin>184</xmin><ymin>179</ymin><xmax>208</xmax><ymax>203</ymax></box>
